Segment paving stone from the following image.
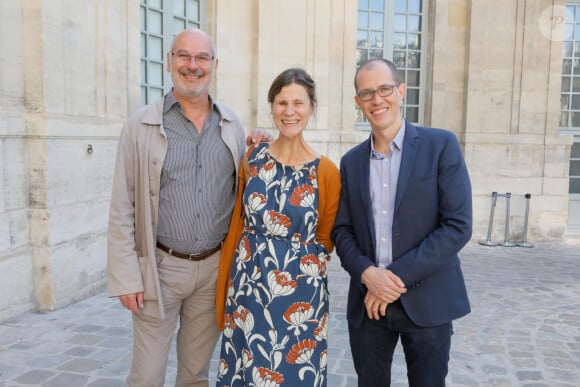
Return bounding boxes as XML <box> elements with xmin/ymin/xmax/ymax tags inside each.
<box><xmin>86</xmin><ymin>379</ymin><xmax>125</xmax><ymax>387</ymax></box>
<box><xmin>42</xmin><ymin>372</ymin><xmax>88</xmax><ymax>387</ymax></box>
<box><xmin>14</xmin><ymin>370</ymin><xmax>54</xmax><ymax>384</ymax></box>
<box><xmin>57</xmin><ymin>358</ymin><xmax>105</xmax><ymax>373</ymax></box>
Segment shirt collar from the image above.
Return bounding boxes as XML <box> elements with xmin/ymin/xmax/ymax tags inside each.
<box><xmin>370</xmin><ymin>120</ymin><xmax>406</xmax><ymax>159</ymax></box>
<box><xmin>163</xmin><ymin>89</ymin><xmax>219</xmax><ymax>117</ymax></box>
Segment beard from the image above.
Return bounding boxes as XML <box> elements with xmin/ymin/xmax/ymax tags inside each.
<box><xmin>172</xmin><ymin>68</ymin><xmax>211</xmax><ymax>99</ymax></box>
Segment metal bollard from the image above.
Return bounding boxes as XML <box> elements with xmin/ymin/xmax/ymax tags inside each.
<box><xmin>517</xmin><ymin>193</ymin><xmax>534</xmax><ymax>248</ymax></box>
<box><xmin>499</xmin><ymin>192</ymin><xmax>516</xmax><ymax>247</ymax></box>
<box><xmin>479</xmin><ymin>192</ymin><xmax>498</xmax><ymax>246</ymax></box>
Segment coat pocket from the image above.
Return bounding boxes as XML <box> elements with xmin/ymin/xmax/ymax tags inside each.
<box><xmin>138</xmin><ymin>255</ymin><xmax>159</xmax><ymax>301</ymax></box>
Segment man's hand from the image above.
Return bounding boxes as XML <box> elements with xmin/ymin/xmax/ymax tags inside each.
<box><xmin>119</xmin><ymin>292</ymin><xmax>144</xmax><ymax>314</ymax></box>
<box><xmin>246</xmin><ymin>128</ymin><xmax>273</xmax><ymax>146</ymax></box>
<box><xmin>361</xmin><ymin>266</ymin><xmax>406</xmax><ymax>304</ymax></box>
<box><xmin>364</xmin><ymin>291</ymin><xmax>389</xmax><ymax>320</ymax></box>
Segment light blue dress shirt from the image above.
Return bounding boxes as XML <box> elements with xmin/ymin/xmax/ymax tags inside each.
<box><xmin>369</xmin><ymin>121</ymin><xmax>405</xmax><ymax>268</ymax></box>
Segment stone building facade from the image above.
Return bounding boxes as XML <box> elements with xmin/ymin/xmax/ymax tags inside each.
<box><xmin>0</xmin><ymin>0</ymin><xmax>576</xmax><ymax>322</ymax></box>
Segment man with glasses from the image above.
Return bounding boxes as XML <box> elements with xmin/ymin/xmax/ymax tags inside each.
<box><xmin>107</xmin><ymin>29</ymin><xmax>267</xmax><ymax>386</ymax></box>
<box><xmin>331</xmin><ymin>58</ymin><xmax>472</xmax><ymax>386</ymax></box>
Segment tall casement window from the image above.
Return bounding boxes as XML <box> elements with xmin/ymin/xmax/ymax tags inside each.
<box><xmin>140</xmin><ymin>0</ymin><xmax>204</xmax><ymax>105</ymax></box>
<box><xmin>561</xmin><ymin>2</ymin><xmax>580</xmax><ymax>131</ymax></box>
<box><xmin>356</xmin><ymin>0</ymin><xmax>426</xmax><ymax>126</ymax></box>
<box><xmin>563</xmin><ymin>2</ymin><xmax>580</xmax><ymax>235</ymax></box>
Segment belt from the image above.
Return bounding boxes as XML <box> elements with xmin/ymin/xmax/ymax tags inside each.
<box><xmin>156</xmin><ymin>241</ymin><xmax>221</xmax><ymax>261</ymax></box>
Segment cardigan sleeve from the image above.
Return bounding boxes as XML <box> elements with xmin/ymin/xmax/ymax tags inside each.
<box><xmin>316</xmin><ymin>156</ymin><xmax>341</xmax><ymax>253</ymax></box>
<box><xmin>215</xmin><ymin>156</ymin><xmax>248</xmax><ymax>331</ymax></box>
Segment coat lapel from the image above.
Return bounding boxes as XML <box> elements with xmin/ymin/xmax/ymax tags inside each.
<box><xmin>358</xmin><ymin>137</ymin><xmax>376</xmax><ymax>250</ymax></box>
<box><xmin>394</xmin><ymin>122</ymin><xmax>419</xmax><ymax>215</ymax></box>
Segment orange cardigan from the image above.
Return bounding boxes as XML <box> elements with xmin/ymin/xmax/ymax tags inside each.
<box><xmin>215</xmin><ymin>155</ymin><xmax>341</xmax><ymax>330</ymax></box>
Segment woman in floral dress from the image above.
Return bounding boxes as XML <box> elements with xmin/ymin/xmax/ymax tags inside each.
<box><xmin>215</xmin><ymin>68</ymin><xmax>340</xmax><ymax>386</ymax></box>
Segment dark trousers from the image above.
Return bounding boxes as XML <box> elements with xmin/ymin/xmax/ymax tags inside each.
<box><xmin>348</xmin><ymin>300</ymin><xmax>453</xmax><ymax>387</ymax></box>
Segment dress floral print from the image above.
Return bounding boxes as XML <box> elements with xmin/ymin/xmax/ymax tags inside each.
<box><xmin>217</xmin><ymin>142</ymin><xmax>329</xmax><ymax>387</ymax></box>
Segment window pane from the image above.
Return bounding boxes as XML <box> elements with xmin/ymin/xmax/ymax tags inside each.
<box><xmin>560</xmin><ymin>111</ymin><xmax>569</xmax><ymax>127</ymax></box>
<box><xmin>148</xmin><ymin>0</ymin><xmax>162</xmax><ymax>8</ymax></box>
<box><xmin>408</xmin><ymin>0</ymin><xmax>421</xmax><ymax>13</ymax></box>
<box><xmin>141</xmin><ymin>87</ymin><xmax>147</xmax><ymax>105</ymax></box>
<box><xmin>573</xmin><ymin>42</ymin><xmax>580</xmax><ymax>57</ymax></box>
<box><xmin>174</xmin><ymin>0</ymin><xmax>185</xmax><ymax>17</ymax></box>
<box><xmin>574</xmin><ymin>59</ymin><xmax>580</xmax><ymax>74</ymax></box>
<box><xmin>370</xmin><ymin>0</ymin><xmax>384</xmax><ymax>10</ymax></box>
<box><xmin>359</xmin><ymin>0</ymin><xmax>369</xmax><ymax>9</ymax></box>
<box><xmin>571</xmin><ymin>142</ymin><xmax>580</xmax><ymax>157</ymax></box>
<box><xmin>149</xmin><ymin>62</ymin><xmax>163</xmax><ymax>86</ymax></box>
<box><xmin>563</xmin><ymin>76</ymin><xmax>571</xmax><ymax>92</ymax></box>
<box><xmin>562</xmin><ymin>94</ymin><xmax>570</xmax><ymax>109</ymax></box>
<box><xmin>393</xmin><ymin>33</ymin><xmax>405</xmax><ymax>49</ymax></box>
<box><xmin>569</xmin><ymin>5</ymin><xmax>576</xmax><ymax>21</ymax></box>
<box><xmin>394</xmin><ymin>14</ymin><xmax>406</xmax><ymax>31</ymax></box>
<box><xmin>148</xmin><ymin>10</ymin><xmax>163</xmax><ymax>35</ymax></box>
<box><xmin>564</xmin><ymin>24</ymin><xmax>574</xmax><ymax>38</ymax></box>
<box><xmin>187</xmin><ymin>0</ymin><xmax>199</xmax><ymax>20</ymax></box>
<box><xmin>358</xmin><ymin>11</ymin><xmax>368</xmax><ymax>29</ymax></box>
<box><xmin>563</xmin><ymin>59</ymin><xmax>572</xmax><ymax>74</ymax></box>
<box><xmin>572</xmin><ymin>95</ymin><xmax>580</xmax><ymax>109</ymax></box>
<box><xmin>370</xmin><ymin>12</ymin><xmax>384</xmax><ymax>29</ymax></box>
<box><xmin>174</xmin><ymin>18</ymin><xmax>186</xmax><ymax>33</ymax></box>
<box><xmin>358</xmin><ymin>30</ymin><xmax>368</xmax><ymax>48</ymax></box>
<box><xmin>575</xmin><ymin>24</ymin><xmax>580</xmax><ymax>39</ymax></box>
<box><xmin>407</xmin><ymin>70</ymin><xmax>420</xmax><ymax>86</ymax></box>
<box><xmin>570</xmin><ymin>160</ymin><xmax>580</xmax><ymax>175</ymax></box>
<box><xmin>141</xmin><ymin>33</ymin><xmax>147</xmax><ymax>56</ymax></box>
<box><xmin>188</xmin><ymin>20</ymin><xmax>200</xmax><ymax>29</ymax></box>
<box><xmin>407</xmin><ymin>52</ymin><xmax>420</xmax><ymax>68</ymax></box>
<box><xmin>576</xmin><ymin>6</ymin><xmax>580</xmax><ymax>21</ymax></box>
<box><xmin>398</xmin><ymin>70</ymin><xmax>405</xmax><ymax>83</ymax></box>
<box><xmin>357</xmin><ymin>49</ymin><xmax>368</xmax><ymax>67</ymax></box>
<box><xmin>393</xmin><ymin>51</ymin><xmax>406</xmax><ymax>68</ymax></box>
<box><xmin>148</xmin><ymin>36</ymin><xmax>163</xmax><ymax>60</ymax></box>
<box><xmin>148</xmin><ymin>88</ymin><xmax>164</xmax><ymax>104</ymax></box>
<box><xmin>570</xmin><ymin>178</ymin><xmax>580</xmax><ymax>194</ymax></box>
<box><xmin>369</xmin><ymin>49</ymin><xmax>383</xmax><ymax>60</ymax></box>
<box><xmin>395</xmin><ymin>0</ymin><xmax>406</xmax><ymax>13</ymax></box>
<box><xmin>370</xmin><ymin>31</ymin><xmax>383</xmax><ymax>48</ymax></box>
<box><xmin>405</xmin><ymin>107</ymin><xmax>419</xmax><ymax>123</ymax></box>
<box><xmin>141</xmin><ymin>60</ymin><xmax>147</xmax><ymax>83</ymax></box>
<box><xmin>140</xmin><ymin>6</ymin><xmax>146</xmax><ymax>28</ymax></box>
<box><xmin>408</xmin><ymin>15</ymin><xmax>421</xmax><ymax>32</ymax></box>
<box><xmin>573</xmin><ymin>78</ymin><xmax>580</xmax><ymax>92</ymax></box>
<box><xmin>572</xmin><ymin>111</ymin><xmax>580</xmax><ymax>126</ymax></box>
<box><xmin>407</xmin><ymin>33</ymin><xmax>420</xmax><ymax>49</ymax></box>
<box><xmin>406</xmin><ymin>88</ymin><xmax>419</xmax><ymax>105</ymax></box>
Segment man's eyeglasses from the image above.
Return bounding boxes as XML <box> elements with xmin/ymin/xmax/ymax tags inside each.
<box><xmin>357</xmin><ymin>84</ymin><xmax>399</xmax><ymax>102</ymax></box>
<box><xmin>171</xmin><ymin>52</ymin><xmax>214</xmax><ymax>66</ymax></box>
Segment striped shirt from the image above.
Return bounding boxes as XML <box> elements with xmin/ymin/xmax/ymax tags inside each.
<box><xmin>370</xmin><ymin>121</ymin><xmax>405</xmax><ymax>268</ymax></box>
<box><xmin>157</xmin><ymin>91</ymin><xmax>236</xmax><ymax>253</ymax></box>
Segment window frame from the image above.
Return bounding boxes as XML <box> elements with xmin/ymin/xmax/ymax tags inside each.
<box><xmin>355</xmin><ymin>0</ymin><xmax>428</xmax><ymax>130</ymax></box>
<box><xmin>140</xmin><ymin>0</ymin><xmax>206</xmax><ymax>105</ymax></box>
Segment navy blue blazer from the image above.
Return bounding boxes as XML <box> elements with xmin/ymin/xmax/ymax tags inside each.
<box><xmin>331</xmin><ymin>122</ymin><xmax>472</xmax><ymax>328</ymax></box>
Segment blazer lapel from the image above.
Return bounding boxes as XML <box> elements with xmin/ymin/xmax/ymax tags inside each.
<box><xmin>394</xmin><ymin>122</ymin><xmax>419</xmax><ymax>215</ymax></box>
<box><xmin>358</xmin><ymin>138</ymin><xmax>376</xmax><ymax>251</ymax></box>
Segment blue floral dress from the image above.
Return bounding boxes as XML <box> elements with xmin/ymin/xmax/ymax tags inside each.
<box><xmin>217</xmin><ymin>143</ymin><xmax>329</xmax><ymax>387</ymax></box>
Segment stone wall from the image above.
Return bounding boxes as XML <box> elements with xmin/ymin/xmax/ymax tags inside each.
<box><xmin>0</xmin><ymin>0</ymin><xmax>141</xmax><ymax>322</ymax></box>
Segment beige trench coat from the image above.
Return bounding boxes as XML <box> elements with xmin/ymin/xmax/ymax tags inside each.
<box><xmin>106</xmin><ymin>96</ymin><xmax>246</xmax><ymax>319</ymax></box>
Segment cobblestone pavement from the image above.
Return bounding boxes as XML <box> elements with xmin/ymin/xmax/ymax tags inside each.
<box><xmin>0</xmin><ymin>241</ymin><xmax>579</xmax><ymax>386</ymax></box>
